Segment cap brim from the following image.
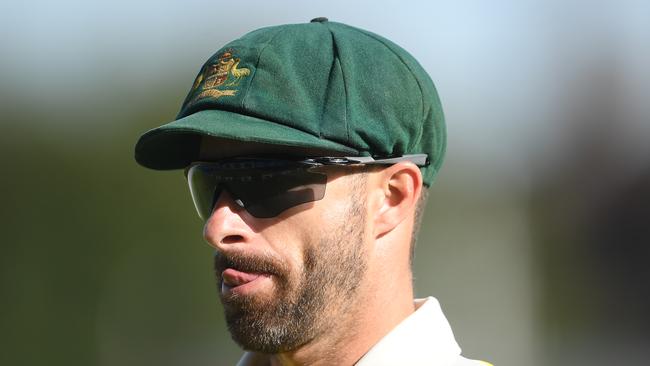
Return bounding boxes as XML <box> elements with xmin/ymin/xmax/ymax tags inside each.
<box><xmin>135</xmin><ymin>109</ymin><xmax>359</xmax><ymax>170</ymax></box>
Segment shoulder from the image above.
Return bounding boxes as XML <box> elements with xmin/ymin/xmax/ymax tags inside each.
<box><xmin>452</xmin><ymin>356</ymin><xmax>494</xmax><ymax>366</ymax></box>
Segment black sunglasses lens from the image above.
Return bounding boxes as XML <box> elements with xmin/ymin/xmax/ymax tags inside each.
<box><xmin>187</xmin><ymin>162</ymin><xmax>327</xmax><ymax>219</ymax></box>
<box><xmin>228</xmin><ymin>171</ymin><xmax>327</xmax><ymax>218</ymax></box>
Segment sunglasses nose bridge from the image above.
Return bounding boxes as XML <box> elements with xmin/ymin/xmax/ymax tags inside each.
<box><xmin>210</xmin><ymin>185</ymin><xmax>246</xmax><ymax>217</ymax></box>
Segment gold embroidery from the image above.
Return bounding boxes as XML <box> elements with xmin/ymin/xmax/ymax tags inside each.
<box><xmin>190</xmin><ymin>50</ymin><xmax>251</xmax><ymax>102</ymax></box>
<box><xmin>190</xmin><ymin>70</ymin><xmax>204</xmax><ymax>93</ymax></box>
<box><xmin>196</xmin><ymin>89</ymin><xmax>237</xmax><ymax>100</ymax></box>
<box><xmin>226</xmin><ymin>59</ymin><xmax>251</xmax><ymax>86</ymax></box>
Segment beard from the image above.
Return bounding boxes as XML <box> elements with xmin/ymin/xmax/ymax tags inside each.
<box><xmin>213</xmin><ymin>194</ymin><xmax>367</xmax><ymax>353</ymax></box>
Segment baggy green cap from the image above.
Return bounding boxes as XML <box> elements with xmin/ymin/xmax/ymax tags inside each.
<box><xmin>134</xmin><ymin>18</ymin><xmax>446</xmax><ymax>185</ymax></box>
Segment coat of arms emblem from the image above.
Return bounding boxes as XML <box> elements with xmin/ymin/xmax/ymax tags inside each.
<box><xmin>190</xmin><ymin>50</ymin><xmax>251</xmax><ymax>102</ymax></box>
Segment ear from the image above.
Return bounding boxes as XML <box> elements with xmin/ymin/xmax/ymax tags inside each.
<box><xmin>372</xmin><ymin>162</ymin><xmax>423</xmax><ymax>238</ymax></box>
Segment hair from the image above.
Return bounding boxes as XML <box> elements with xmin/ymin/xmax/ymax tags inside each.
<box><xmin>410</xmin><ymin>188</ymin><xmax>429</xmax><ymax>265</ymax></box>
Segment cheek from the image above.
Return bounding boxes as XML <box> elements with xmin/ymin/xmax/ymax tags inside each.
<box><xmin>260</xmin><ymin>220</ymin><xmax>311</xmax><ymax>276</ymax></box>
<box><xmin>271</xmin><ymin>215</ymin><xmax>337</xmax><ymax>279</ymax></box>
<box><xmin>259</xmin><ymin>177</ymin><xmax>366</xmax><ymax>275</ymax></box>
<box><xmin>318</xmin><ymin>199</ymin><xmax>351</xmax><ymax>224</ymax></box>
<box><xmin>318</xmin><ymin>181</ymin><xmax>359</xmax><ymax>223</ymax></box>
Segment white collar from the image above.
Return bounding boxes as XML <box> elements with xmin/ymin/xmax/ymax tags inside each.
<box><xmin>355</xmin><ymin>297</ymin><xmax>462</xmax><ymax>365</ymax></box>
<box><xmin>237</xmin><ymin>297</ymin><xmax>462</xmax><ymax>366</ymax></box>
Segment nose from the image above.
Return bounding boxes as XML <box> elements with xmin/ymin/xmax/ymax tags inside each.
<box><xmin>203</xmin><ymin>190</ymin><xmax>250</xmax><ymax>250</ymax></box>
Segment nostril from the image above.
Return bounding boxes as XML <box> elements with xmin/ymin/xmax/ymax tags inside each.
<box><xmin>221</xmin><ymin>235</ymin><xmax>244</xmax><ymax>245</ymax></box>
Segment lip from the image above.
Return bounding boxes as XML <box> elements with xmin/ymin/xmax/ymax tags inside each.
<box><xmin>221</xmin><ymin>268</ymin><xmax>271</xmax><ymax>295</ymax></box>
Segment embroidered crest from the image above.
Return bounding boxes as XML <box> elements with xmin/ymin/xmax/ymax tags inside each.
<box><xmin>190</xmin><ymin>50</ymin><xmax>251</xmax><ymax>102</ymax></box>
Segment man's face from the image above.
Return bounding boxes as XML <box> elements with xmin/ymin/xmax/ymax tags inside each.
<box><xmin>205</xmin><ymin>168</ymin><xmax>370</xmax><ymax>353</ymax></box>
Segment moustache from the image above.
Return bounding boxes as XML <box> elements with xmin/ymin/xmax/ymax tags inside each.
<box><xmin>213</xmin><ymin>251</ymin><xmax>288</xmax><ymax>278</ymax></box>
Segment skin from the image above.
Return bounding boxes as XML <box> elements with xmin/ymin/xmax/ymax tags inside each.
<box><xmin>202</xmin><ymin>142</ymin><xmax>423</xmax><ymax>366</ymax></box>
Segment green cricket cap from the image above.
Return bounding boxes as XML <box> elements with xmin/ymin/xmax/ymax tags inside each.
<box><xmin>134</xmin><ymin>18</ymin><xmax>446</xmax><ymax>185</ymax></box>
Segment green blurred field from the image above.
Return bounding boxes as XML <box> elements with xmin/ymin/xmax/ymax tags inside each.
<box><xmin>2</xmin><ymin>2</ymin><xmax>649</xmax><ymax>365</ymax></box>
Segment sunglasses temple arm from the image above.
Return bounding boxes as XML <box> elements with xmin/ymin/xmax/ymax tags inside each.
<box><xmin>344</xmin><ymin>154</ymin><xmax>429</xmax><ymax>167</ymax></box>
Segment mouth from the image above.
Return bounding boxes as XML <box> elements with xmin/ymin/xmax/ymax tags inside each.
<box><xmin>221</xmin><ymin>268</ymin><xmax>272</xmax><ymax>295</ymax></box>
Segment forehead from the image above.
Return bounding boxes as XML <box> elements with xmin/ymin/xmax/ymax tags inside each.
<box><xmin>199</xmin><ymin>136</ymin><xmax>345</xmax><ymax>160</ymax></box>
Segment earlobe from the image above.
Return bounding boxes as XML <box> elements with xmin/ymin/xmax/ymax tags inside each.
<box><xmin>373</xmin><ymin>163</ymin><xmax>423</xmax><ymax>238</ymax></box>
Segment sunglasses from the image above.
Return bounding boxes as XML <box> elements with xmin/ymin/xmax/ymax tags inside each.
<box><xmin>185</xmin><ymin>154</ymin><xmax>429</xmax><ymax>219</ymax></box>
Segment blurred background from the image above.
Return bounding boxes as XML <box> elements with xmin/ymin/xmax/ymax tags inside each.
<box><xmin>1</xmin><ymin>1</ymin><xmax>648</xmax><ymax>365</ymax></box>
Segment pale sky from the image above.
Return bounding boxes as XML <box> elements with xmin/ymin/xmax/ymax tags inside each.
<box><xmin>2</xmin><ymin>0</ymin><xmax>648</xmax><ymax>186</ymax></box>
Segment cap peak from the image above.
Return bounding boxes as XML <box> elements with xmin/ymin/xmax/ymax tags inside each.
<box><xmin>310</xmin><ymin>17</ymin><xmax>328</xmax><ymax>23</ymax></box>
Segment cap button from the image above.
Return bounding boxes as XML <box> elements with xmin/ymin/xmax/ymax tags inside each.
<box><xmin>310</xmin><ymin>17</ymin><xmax>329</xmax><ymax>23</ymax></box>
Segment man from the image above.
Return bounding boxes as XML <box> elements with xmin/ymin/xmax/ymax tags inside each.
<box><xmin>135</xmin><ymin>18</ymin><xmax>491</xmax><ymax>366</ymax></box>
